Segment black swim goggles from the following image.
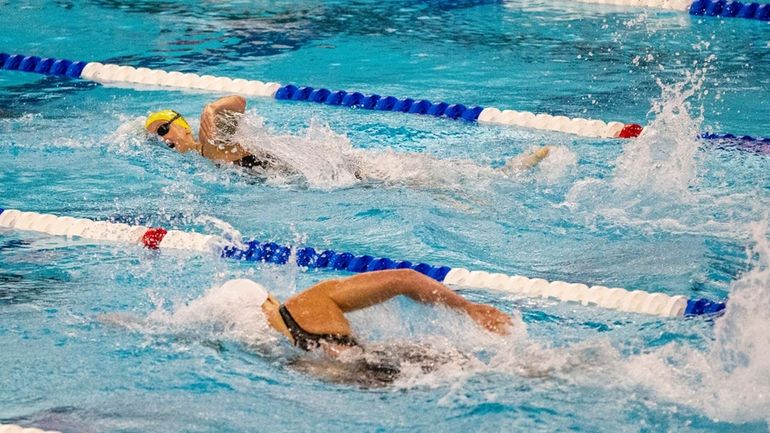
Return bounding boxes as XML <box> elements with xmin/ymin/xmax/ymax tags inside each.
<box><xmin>156</xmin><ymin>112</ymin><xmax>182</xmax><ymax>138</ymax></box>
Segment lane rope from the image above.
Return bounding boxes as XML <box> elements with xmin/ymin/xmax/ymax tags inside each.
<box><xmin>701</xmin><ymin>132</ymin><xmax>770</xmax><ymax>154</ymax></box>
<box><xmin>574</xmin><ymin>0</ymin><xmax>770</xmax><ymax>21</ymax></box>
<box><xmin>4</xmin><ymin>52</ymin><xmax>767</xmax><ymax>145</ymax></box>
<box><xmin>0</xmin><ymin>50</ymin><xmax>758</xmax><ymax>142</ymax></box>
<box><xmin>0</xmin><ymin>207</ymin><xmax>726</xmax><ymax>317</ymax></box>
<box><xmin>0</xmin><ymin>52</ymin><xmax>641</xmax><ymax>139</ymax></box>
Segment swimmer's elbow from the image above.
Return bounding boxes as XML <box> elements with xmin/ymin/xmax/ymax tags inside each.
<box><xmin>223</xmin><ymin>95</ymin><xmax>247</xmax><ymax>113</ymax></box>
<box><xmin>230</xmin><ymin>95</ymin><xmax>247</xmax><ymax>112</ymax></box>
<box><xmin>388</xmin><ymin>269</ymin><xmax>424</xmax><ymax>286</ymax></box>
<box><xmin>207</xmin><ymin>95</ymin><xmax>247</xmax><ymax>114</ymax></box>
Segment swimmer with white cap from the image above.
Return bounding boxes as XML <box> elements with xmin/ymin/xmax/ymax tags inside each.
<box><xmin>227</xmin><ymin>269</ymin><xmax>511</xmax><ymax>357</ymax></box>
<box><xmin>145</xmin><ymin>95</ymin><xmax>552</xmax><ymax>180</ymax></box>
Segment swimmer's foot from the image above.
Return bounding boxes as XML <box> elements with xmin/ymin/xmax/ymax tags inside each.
<box><xmin>501</xmin><ymin>146</ymin><xmax>552</xmax><ymax>175</ymax></box>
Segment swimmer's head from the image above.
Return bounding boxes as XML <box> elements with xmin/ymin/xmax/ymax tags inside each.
<box><xmin>145</xmin><ymin>109</ymin><xmax>196</xmax><ymax>153</ymax></box>
<box><xmin>219</xmin><ymin>279</ymin><xmax>271</xmax><ymax>308</ymax></box>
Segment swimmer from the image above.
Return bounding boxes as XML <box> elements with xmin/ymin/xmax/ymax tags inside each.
<box><xmin>144</xmin><ymin>95</ymin><xmax>551</xmax><ymax>180</ymax></box>
<box><xmin>241</xmin><ymin>268</ymin><xmax>511</xmax><ymax>356</ymax></box>
<box><xmin>144</xmin><ymin>95</ymin><xmax>280</xmax><ymax>172</ymax></box>
<box><xmin>100</xmin><ymin>269</ymin><xmax>512</xmax><ymax>387</ymax></box>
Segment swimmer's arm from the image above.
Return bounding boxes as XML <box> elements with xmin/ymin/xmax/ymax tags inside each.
<box><xmin>200</xmin><ymin>95</ymin><xmax>246</xmax><ymax>135</ymax></box>
<box><xmin>326</xmin><ymin>269</ymin><xmax>512</xmax><ymax>334</ymax></box>
<box><xmin>199</xmin><ymin>95</ymin><xmax>249</xmax><ymax>158</ymax></box>
<box><xmin>205</xmin><ymin>95</ymin><xmax>247</xmax><ymax>115</ymax></box>
<box><xmin>328</xmin><ymin>269</ymin><xmax>469</xmax><ymax>311</ymax></box>
<box><xmin>502</xmin><ymin>146</ymin><xmax>551</xmax><ymax>174</ymax></box>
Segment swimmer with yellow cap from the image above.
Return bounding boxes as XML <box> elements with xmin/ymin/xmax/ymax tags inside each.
<box><xmin>145</xmin><ymin>95</ymin><xmax>272</xmax><ymax>170</ymax></box>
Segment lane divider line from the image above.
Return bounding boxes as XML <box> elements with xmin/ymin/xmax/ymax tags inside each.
<box><xmin>701</xmin><ymin>133</ymin><xmax>770</xmax><ymax>154</ymax></box>
<box><xmin>5</xmin><ymin>52</ymin><xmax>768</xmax><ymax>144</ymax></box>
<box><xmin>0</xmin><ymin>52</ymin><xmax>642</xmax><ymax>139</ymax></box>
<box><xmin>0</xmin><ymin>207</ymin><xmax>726</xmax><ymax>317</ymax></box>
<box><xmin>574</xmin><ymin>0</ymin><xmax>770</xmax><ymax>21</ymax></box>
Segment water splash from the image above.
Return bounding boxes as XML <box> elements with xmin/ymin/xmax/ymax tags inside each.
<box><xmin>564</xmin><ymin>61</ymin><xmax>768</xmax><ymax>239</ymax></box>
<box><xmin>233</xmin><ymin>114</ymin><xmax>361</xmax><ymax>189</ymax></box>
<box><xmin>195</xmin><ymin>215</ymin><xmax>244</xmax><ymax>247</ymax></box>
<box><xmin>620</xmin><ymin>220</ymin><xmax>770</xmax><ymax>425</ymax></box>
<box><xmin>233</xmin><ymin>112</ymin><xmax>559</xmax><ymax>191</ymax></box>
<box><xmin>103</xmin><ymin>115</ymin><xmax>151</xmax><ymax>156</ymax></box>
<box><xmin>100</xmin><ymin>279</ymin><xmax>281</xmax><ymax>351</ymax></box>
<box><xmin>533</xmin><ymin>145</ymin><xmax>578</xmax><ymax>183</ymax></box>
<box><xmin>612</xmin><ymin>66</ymin><xmax>707</xmax><ymax>198</ymax></box>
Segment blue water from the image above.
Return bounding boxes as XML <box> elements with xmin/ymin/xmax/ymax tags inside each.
<box><xmin>2</xmin><ymin>1</ymin><xmax>770</xmax><ymax>431</ymax></box>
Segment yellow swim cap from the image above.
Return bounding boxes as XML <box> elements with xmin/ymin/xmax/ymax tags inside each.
<box><xmin>145</xmin><ymin>109</ymin><xmax>192</xmax><ymax>132</ymax></box>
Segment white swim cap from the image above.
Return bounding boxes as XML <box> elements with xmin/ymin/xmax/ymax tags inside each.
<box><xmin>218</xmin><ymin>278</ymin><xmax>269</xmax><ymax>307</ymax></box>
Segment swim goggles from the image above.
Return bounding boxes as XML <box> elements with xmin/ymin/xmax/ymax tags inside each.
<box><xmin>156</xmin><ymin>112</ymin><xmax>182</xmax><ymax>138</ymax></box>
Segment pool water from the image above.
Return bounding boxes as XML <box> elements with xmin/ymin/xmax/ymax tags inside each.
<box><xmin>2</xmin><ymin>0</ymin><xmax>770</xmax><ymax>431</ymax></box>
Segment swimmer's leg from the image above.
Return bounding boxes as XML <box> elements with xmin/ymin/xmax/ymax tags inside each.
<box><xmin>501</xmin><ymin>146</ymin><xmax>552</xmax><ymax>175</ymax></box>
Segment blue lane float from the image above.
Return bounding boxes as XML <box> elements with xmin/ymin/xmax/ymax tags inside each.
<box><xmin>685</xmin><ymin>297</ymin><xmax>728</xmax><ymax>315</ymax></box>
<box><xmin>0</xmin><ymin>53</ymin><xmax>87</xmax><ymax>78</ymax></box>
<box><xmin>701</xmin><ymin>133</ymin><xmax>770</xmax><ymax>154</ymax></box>
<box><xmin>222</xmin><ymin>239</ymin><xmax>451</xmax><ymax>281</ymax></box>
<box><xmin>569</xmin><ymin>0</ymin><xmax>770</xmax><ymax>21</ymax></box>
<box><xmin>274</xmin><ymin>83</ymin><xmax>484</xmax><ymax>122</ymax></box>
<box><xmin>689</xmin><ymin>0</ymin><xmax>770</xmax><ymax>20</ymax></box>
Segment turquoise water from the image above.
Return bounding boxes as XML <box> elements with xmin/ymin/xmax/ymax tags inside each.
<box><xmin>2</xmin><ymin>1</ymin><xmax>770</xmax><ymax>431</ymax></box>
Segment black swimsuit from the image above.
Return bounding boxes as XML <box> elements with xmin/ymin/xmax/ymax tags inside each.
<box><xmin>278</xmin><ymin>305</ymin><xmax>358</xmax><ymax>351</ymax></box>
<box><xmin>232</xmin><ymin>154</ymin><xmax>272</xmax><ymax>170</ymax></box>
<box><xmin>279</xmin><ymin>305</ymin><xmax>403</xmax><ymax>385</ymax></box>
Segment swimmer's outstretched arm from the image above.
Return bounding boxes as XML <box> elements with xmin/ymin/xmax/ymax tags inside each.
<box><xmin>501</xmin><ymin>146</ymin><xmax>551</xmax><ymax>175</ymax></box>
<box><xmin>322</xmin><ymin>269</ymin><xmax>512</xmax><ymax>334</ymax></box>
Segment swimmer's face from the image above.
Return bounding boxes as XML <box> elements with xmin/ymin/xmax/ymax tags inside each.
<box><xmin>146</xmin><ymin>120</ymin><xmax>196</xmax><ymax>153</ymax></box>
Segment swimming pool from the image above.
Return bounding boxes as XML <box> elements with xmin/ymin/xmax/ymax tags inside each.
<box><xmin>2</xmin><ymin>0</ymin><xmax>770</xmax><ymax>431</ymax></box>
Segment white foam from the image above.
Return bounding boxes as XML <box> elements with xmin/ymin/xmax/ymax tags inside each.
<box><xmin>232</xmin><ymin>113</ymin><xmax>554</xmax><ymax>191</ymax></box>
<box><xmin>101</xmin><ymin>280</ymin><xmax>279</xmax><ymax>349</ymax></box>
<box><xmin>619</xmin><ymin>221</ymin><xmax>770</xmax><ymax>424</ymax></box>
<box><xmin>534</xmin><ymin>145</ymin><xmax>578</xmax><ymax>183</ymax></box>
<box><xmin>102</xmin><ymin>115</ymin><xmax>150</xmax><ymax>155</ymax></box>
<box><xmin>233</xmin><ymin>114</ymin><xmax>361</xmax><ymax>189</ymax></box>
<box><xmin>563</xmin><ymin>60</ymin><xmax>770</xmax><ymax>240</ymax></box>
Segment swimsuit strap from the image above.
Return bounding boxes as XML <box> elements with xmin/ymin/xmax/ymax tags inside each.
<box><xmin>278</xmin><ymin>304</ymin><xmax>358</xmax><ymax>351</ymax></box>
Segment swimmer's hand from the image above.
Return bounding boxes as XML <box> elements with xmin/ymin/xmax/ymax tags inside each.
<box><xmin>465</xmin><ymin>303</ymin><xmax>513</xmax><ymax>335</ymax></box>
<box><xmin>502</xmin><ymin>145</ymin><xmax>552</xmax><ymax>174</ymax></box>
